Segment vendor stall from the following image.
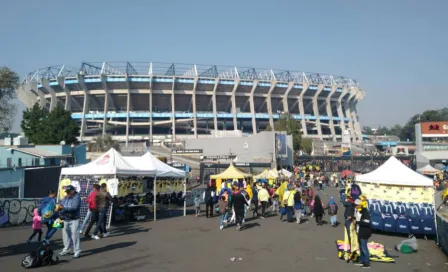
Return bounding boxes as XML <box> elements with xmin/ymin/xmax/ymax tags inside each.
<box><xmin>356</xmin><ymin>156</ymin><xmax>435</xmax><ymax>235</ymax></box>
<box><xmin>254</xmin><ymin>169</ymin><xmax>278</xmax><ymax>186</ymax></box>
<box><xmin>210</xmin><ymin>163</ymin><xmax>252</xmax><ymax>192</ymax></box>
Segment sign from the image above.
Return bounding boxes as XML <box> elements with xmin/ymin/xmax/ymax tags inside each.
<box><xmin>171</xmin><ymin>149</ymin><xmax>203</xmax><ymax>155</ymax></box>
<box><xmin>421</xmin><ymin>121</ymin><xmax>448</xmax><ymax>137</ymax></box>
<box><xmin>275</xmin><ymin>134</ymin><xmax>287</xmax><ymax>158</ymax></box>
<box><xmin>200</xmin><ymin>155</ymin><xmax>236</xmax><ymax>161</ymax></box>
<box><xmin>423</xmin><ymin>145</ymin><xmax>448</xmax><ymax>151</ymax></box>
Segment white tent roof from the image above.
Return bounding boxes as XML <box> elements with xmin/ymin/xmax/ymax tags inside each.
<box><xmin>124</xmin><ymin>152</ymin><xmax>186</xmax><ymax>178</ymax></box>
<box><xmin>61</xmin><ymin>148</ymin><xmax>155</xmax><ymax>176</ymax></box>
<box><xmin>417</xmin><ymin>164</ymin><xmax>440</xmax><ymax>174</ymax></box>
<box><xmin>356</xmin><ymin>156</ymin><xmax>433</xmax><ymax>186</ymax></box>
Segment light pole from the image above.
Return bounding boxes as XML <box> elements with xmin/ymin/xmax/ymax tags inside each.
<box><xmin>71</xmin><ymin>143</ymin><xmax>75</xmax><ymax>167</ymax></box>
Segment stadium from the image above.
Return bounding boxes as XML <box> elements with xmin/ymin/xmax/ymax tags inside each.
<box><xmin>16</xmin><ymin>62</ymin><xmax>365</xmax><ymax>143</ymax></box>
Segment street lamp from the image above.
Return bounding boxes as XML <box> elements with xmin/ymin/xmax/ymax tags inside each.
<box><xmin>71</xmin><ymin>143</ymin><xmax>75</xmax><ymax>167</ymax></box>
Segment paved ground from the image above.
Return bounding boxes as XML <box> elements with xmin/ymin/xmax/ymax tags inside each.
<box><xmin>1</xmin><ymin>187</ymin><xmax>447</xmax><ymax>272</ymax></box>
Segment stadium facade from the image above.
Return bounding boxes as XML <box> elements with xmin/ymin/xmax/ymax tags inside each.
<box><xmin>16</xmin><ymin>62</ymin><xmax>365</xmax><ymax>143</ymax></box>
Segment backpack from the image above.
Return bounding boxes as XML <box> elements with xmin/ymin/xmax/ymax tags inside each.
<box><xmin>329</xmin><ymin>204</ymin><xmax>338</xmax><ymax>215</ymax></box>
<box><xmin>21</xmin><ymin>242</ymin><xmax>58</xmax><ymax>269</ymax></box>
<box><xmin>40</xmin><ymin>199</ymin><xmax>56</xmax><ymax>223</ymax></box>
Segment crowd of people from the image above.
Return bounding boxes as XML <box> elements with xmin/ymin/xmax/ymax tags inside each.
<box><xmin>28</xmin><ymin>183</ymin><xmax>115</xmax><ymax>259</ymax></box>
<box><xmin>194</xmin><ymin>163</ymin><xmax>372</xmax><ymax>268</ymax></box>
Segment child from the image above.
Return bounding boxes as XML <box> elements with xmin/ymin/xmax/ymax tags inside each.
<box><xmin>194</xmin><ymin>194</ymin><xmax>201</xmax><ymax>217</ymax></box>
<box><xmin>27</xmin><ymin>208</ymin><xmax>43</xmax><ymax>243</ymax></box>
<box><xmin>293</xmin><ymin>189</ymin><xmax>303</xmax><ymax>224</ymax></box>
<box><xmin>325</xmin><ymin>196</ymin><xmax>339</xmax><ymax>227</ymax></box>
<box><xmin>218</xmin><ymin>196</ymin><xmax>228</xmax><ymax>230</ymax></box>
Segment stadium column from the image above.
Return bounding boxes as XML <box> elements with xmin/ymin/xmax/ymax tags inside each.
<box><xmin>33</xmin><ymin>81</ymin><xmax>46</xmax><ymax>108</ymax></box>
<box><xmin>337</xmin><ymin>88</ymin><xmax>348</xmax><ymax>133</ymax></box>
<box><xmin>282</xmin><ymin>82</ymin><xmax>294</xmax><ymax>114</ymax></box>
<box><xmin>344</xmin><ymin>88</ymin><xmax>358</xmax><ymax>141</ymax></box>
<box><xmin>298</xmin><ymin>83</ymin><xmax>309</xmax><ymax>136</ymax></box>
<box><xmin>57</xmin><ymin>76</ymin><xmax>71</xmax><ymax>111</ymax></box>
<box><xmin>100</xmin><ymin>75</ymin><xmax>109</xmax><ymax>136</ymax></box>
<box><xmin>77</xmin><ymin>74</ymin><xmax>89</xmax><ymax>142</ymax></box>
<box><xmin>192</xmin><ymin>77</ymin><xmax>198</xmax><ymax>138</ymax></box>
<box><xmin>266</xmin><ymin>80</ymin><xmax>277</xmax><ymax>131</ymax></box>
<box><xmin>312</xmin><ymin>84</ymin><xmax>324</xmax><ymax>138</ymax></box>
<box><xmin>249</xmin><ymin>80</ymin><xmax>259</xmax><ymax>135</ymax></box>
<box><xmin>125</xmin><ymin>74</ymin><xmax>131</xmax><ymax>146</ymax></box>
<box><xmin>231</xmin><ymin>80</ymin><xmax>240</xmax><ymax>130</ymax></box>
<box><xmin>149</xmin><ymin>74</ymin><xmax>153</xmax><ymax>143</ymax></box>
<box><xmin>326</xmin><ymin>85</ymin><xmax>337</xmax><ymax>141</ymax></box>
<box><xmin>212</xmin><ymin>77</ymin><xmax>219</xmax><ymax>136</ymax></box>
<box><xmin>41</xmin><ymin>79</ymin><xmax>57</xmax><ymax>111</ymax></box>
<box><xmin>351</xmin><ymin>89</ymin><xmax>363</xmax><ymax>141</ymax></box>
<box><xmin>171</xmin><ymin>77</ymin><xmax>176</xmax><ymax>140</ymax></box>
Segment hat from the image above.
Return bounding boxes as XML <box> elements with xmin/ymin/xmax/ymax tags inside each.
<box><xmin>64</xmin><ymin>185</ymin><xmax>76</xmax><ymax>192</ymax></box>
<box><xmin>354</xmin><ymin>199</ymin><xmax>362</xmax><ymax>206</ymax></box>
<box><xmin>232</xmin><ymin>181</ymin><xmax>239</xmax><ymax>187</ymax></box>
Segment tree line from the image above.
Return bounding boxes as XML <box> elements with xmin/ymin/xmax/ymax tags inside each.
<box><xmin>363</xmin><ymin>108</ymin><xmax>448</xmax><ymax>141</ymax></box>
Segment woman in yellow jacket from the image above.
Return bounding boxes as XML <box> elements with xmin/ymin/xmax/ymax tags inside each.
<box><xmin>282</xmin><ymin>184</ymin><xmax>296</xmax><ymax>222</ymax></box>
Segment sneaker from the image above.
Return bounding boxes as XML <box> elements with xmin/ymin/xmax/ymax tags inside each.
<box><xmin>261</xmin><ymin>216</ymin><xmax>266</xmax><ymax>219</ymax></box>
<box><xmin>73</xmin><ymin>252</ymin><xmax>80</xmax><ymax>259</ymax></box>
<box><xmin>92</xmin><ymin>235</ymin><xmax>101</xmax><ymax>240</ymax></box>
<box><xmin>220</xmin><ymin>225</ymin><xmax>224</xmax><ymax>230</ymax></box>
<box><xmin>103</xmin><ymin>233</ymin><xmax>109</xmax><ymax>238</ymax></box>
<box><xmin>362</xmin><ymin>264</ymin><xmax>371</xmax><ymax>269</ymax></box>
<box><xmin>59</xmin><ymin>250</ymin><xmax>70</xmax><ymax>256</ymax></box>
<box><xmin>354</xmin><ymin>262</ymin><xmax>364</xmax><ymax>266</ymax></box>
<box><xmin>79</xmin><ymin>230</ymin><xmax>83</xmax><ymax>234</ymax></box>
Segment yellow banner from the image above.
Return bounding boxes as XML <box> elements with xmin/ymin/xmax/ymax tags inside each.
<box><xmin>117</xmin><ymin>180</ymin><xmax>144</xmax><ymax>196</ymax></box>
<box><xmin>358</xmin><ymin>183</ymin><xmax>434</xmax><ymax>203</ymax></box>
<box><xmin>156</xmin><ymin>180</ymin><xmax>184</xmax><ymax>193</ymax></box>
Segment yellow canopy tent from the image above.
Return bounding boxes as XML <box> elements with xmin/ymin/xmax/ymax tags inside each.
<box><xmin>210</xmin><ymin>164</ymin><xmax>252</xmax><ymax>192</ymax></box>
<box><xmin>254</xmin><ymin>169</ymin><xmax>278</xmax><ymax>187</ymax></box>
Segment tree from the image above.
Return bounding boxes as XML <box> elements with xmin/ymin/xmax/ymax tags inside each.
<box><xmin>265</xmin><ymin>113</ymin><xmax>304</xmax><ymax>151</ymax></box>
<box><xmin>21</xmin><ymin>105</ymin><xmax>79</xmax><ymax>144</ymax></box>
<box><xmin>0</xmin><ymin>67</ymin><xmax>19</xmax><ymax>132</ymax></box>
<box><xmin>87</xmin><ymin>134</ymin><xmax>120</xmax><ymax>152</ymax></box>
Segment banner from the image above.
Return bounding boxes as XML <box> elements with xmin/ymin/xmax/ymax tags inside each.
<box><xmin>358</xmin><ymin>183</ymin><xmax>434</xmax><ymax>203</ymax></box>
<box><xmin>117</xmin><ymin>180</ymin><xmax>144</xmax><ymax>196</ymax></box>
<box><xmin>275</xmin><ymin>134</ymin><xmax>287</xmax><ymax>157</ymax></box>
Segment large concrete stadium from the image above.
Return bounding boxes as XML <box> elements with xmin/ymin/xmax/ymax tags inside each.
<box><xmin>16</xmin><ymin>62</ymin><xmax>365</xmax><ymax>143</ymax></box>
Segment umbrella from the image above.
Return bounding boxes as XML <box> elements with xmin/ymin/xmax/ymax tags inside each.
<box><xmin>341</xmin><ymin>170</ymin><xmax>353</xmax><ymax>178</ymax></box>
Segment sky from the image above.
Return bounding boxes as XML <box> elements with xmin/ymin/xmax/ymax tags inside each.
<box><xmin>1</xmin><ymin>0</ymin><xmax>447</xmax><ymax>132</ymax></box>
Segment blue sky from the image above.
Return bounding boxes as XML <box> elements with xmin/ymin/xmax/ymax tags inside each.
<box><xmin>1</xmin><ymin>0</ymin><xmax>447</xmax><ymax>132</ymax></box>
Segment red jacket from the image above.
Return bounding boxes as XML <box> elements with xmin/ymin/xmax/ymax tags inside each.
<box><xmin>86</xmin><ymin>190</ymin><xmax>99</xmax><ymax>210</ymax></box>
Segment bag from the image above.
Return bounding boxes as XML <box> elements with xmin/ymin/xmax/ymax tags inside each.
<box><xmin>52</xmin><ymin>219</ymin><xmax>64</xmax><ymax>229</ymax></box>
<box><xmin>21</xmin><ymin>242</ymin><xmax>58</xmax><ymax>268</ymax></box>
<box><xmin>329</xmin><ymin>204</ymin><xmax>338</xmax><ymax>215</ymax></box>
<box><xmin>40</xmin><ymin>200</ymin><xmax>56</xmax><ymax>223</ymax></box>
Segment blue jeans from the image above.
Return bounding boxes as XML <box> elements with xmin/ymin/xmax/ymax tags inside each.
<box><xmin>359</xmin><ymin>238</ymin><xmax>370</xmax><ymax>265</ymax></box>
<box><xmin>45</xmin><ymin>222</ymin><xmax>57</xmax><ymax>240</ymax></box>
<box><xmin>302</xmin><ymin>205</ymin><xmax>307</xmax><ymax>215</ymax></box>
<box><xmin>94</xmin><ymin>208</ymin><xmax>107</xmax><ymax>235</ymax></box>
<box><xmin>330</xmin><ymin>215</ymin><xmax>337</xmax><ymax>225</ymax></box>
<box><xmin>220</xmin><ymin>213</ymin><xmax>227</xmax><ymax>227</ymax></box>
<box><xmin>286</xmin><ymin>206</ymin><xmax>294</xmax><ymax>222</ymax></box>
<box><xmin>80</xmin><ymin>209</ymin><xmax>92</xmax><ymax>232</ymax></box>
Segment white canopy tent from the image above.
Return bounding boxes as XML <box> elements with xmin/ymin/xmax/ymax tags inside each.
<box><xmin>61</xmin><ymin>148</ymin><xmax>155</xmax><ymax>176</ymax></box>
<box><xmin>124</xmin><ymin>152</ymin><xmax>186</xmax><ymax>177</ymax></box>
<box><xmin>417</xmin><ymin>164</ymin><xmax>441</xmax><ymax>175</ymax></box>
<box><xmin>356</xmin><ymin>156</ymin><xmax>433</xmax><ymax>186</ymax></box>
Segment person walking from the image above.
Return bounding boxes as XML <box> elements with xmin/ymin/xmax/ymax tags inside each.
<box><xmin>229</xmin><ymin>185</ymin><xmax>247</xmax><ymax>231</ymax></box>
<box><xmin>325</xmin><ymin>196</ymin><xmax>339</xmax><ymax>227</ymax></box>
<box><xmin>313</xmin><ymin>195</ymin><xmax>325</xmax><ymax>226</ymax></box>
<box><xmin>218</xmin><ymin>196</ymin><xmax>228</xmax><ymax>230</ymax></box>
<box><xmin>354</xmin><ymin>199</ymin><xmax>372</xmax><ymax>269</ymax></box>
<box><xmin>282</xmin><ymin>185</ymin><xmax>296</xmax><ymax>222</ymax></box>
<box><xmin>58</xmin><ymin>185</ymin><xmax>81</xmax><ymax>259</ymax></box>
<box><xmin>203</xmin><ymin>185</ymin><xmax>215</xmax><ymax>218</ymax></box>
<box><xmin>251</xmin><ymin>183</ymin><xmax>260</xmax><ymax>217</ymax></box>
<box><xmin>92</xmin><ymin>183</ymin><xmax>113</xmax><ymax>240</ymax></box>
<box><xmin>27</xmin><ymin>208</ymin><xmax>43</xmax><ymax>243</ymax></box>
<box><xmin>38</xmin><ymin>190</ymin><xmax>58</xmax><ymax>242</ymax></box>
<box><xmin>293</xmin><ymin>188</ymin><xmax>303</xmax><ymax>224</ymax></box>
<box><xmin>82</xmin><ymin>184</ymin><xmax>100</xmax><ymax>238</ymax></box>
<box><xmin>258</xmin><ymin>183</ymin><xmax>270</xmax><ymax>218</ymax></box>
<box><xmin>194</xmin><ymin>194</ymin><xmax>201</xmax><ymax>217</ymax></box>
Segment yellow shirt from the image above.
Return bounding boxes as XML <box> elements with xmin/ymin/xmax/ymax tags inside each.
<box><xmin>283</xmin><ymin>190</ymin><xmax>296</xmax><ymax>207</ymax></box>
<box><xmin>258</xmin><ymin>188</ymin><xmax>270</xmax><ymax>202</ymax></box>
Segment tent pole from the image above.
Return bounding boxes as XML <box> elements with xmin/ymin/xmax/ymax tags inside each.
<box><xmin>183</xmin><ymin>177</ymin><xmax>187</xmax><ymax>217</ymax></box>
<box><xmin>153</xmin><ymin>176</ymin><xmax>157</xmax><ymax>221</ymax></box>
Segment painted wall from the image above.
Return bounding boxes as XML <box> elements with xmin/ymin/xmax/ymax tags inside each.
<box><xmin>0</xmin><ymin>147</ymin><xmax>44</xmax><ymax>168</ymax></box>
<box><xmin>0</xmin><ymin>198</ymin><xmax>40</xmax><ymax>227</ymax></box>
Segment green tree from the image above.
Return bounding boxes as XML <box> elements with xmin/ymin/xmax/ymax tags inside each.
<box><xmin>362</xmin><ymin>126</ymin><xmax>373</xmax><ymax>135</ymax></box>
<box><xmin>399</xmin><ymin>109</ymin><xmax>447</xmax><ymax>141</ymax></box>
<box><xmin>0</xmin><ymin>67</ymin><xmax>20</xmax><ymax>132</ymax></box>
<box><xmin>87</xmin><ymin>134</ymin><xmax>120</xmax><ymax>152</ymax></box>
<box><xmin>265</xmin><ymin>113</ymin><xmax>303</xmax><ymax>151</ymax></box>
<box><xmin>21</xmin><ymin>105</ymin><xmax>79</xmax><ymax>144</ymax></box>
